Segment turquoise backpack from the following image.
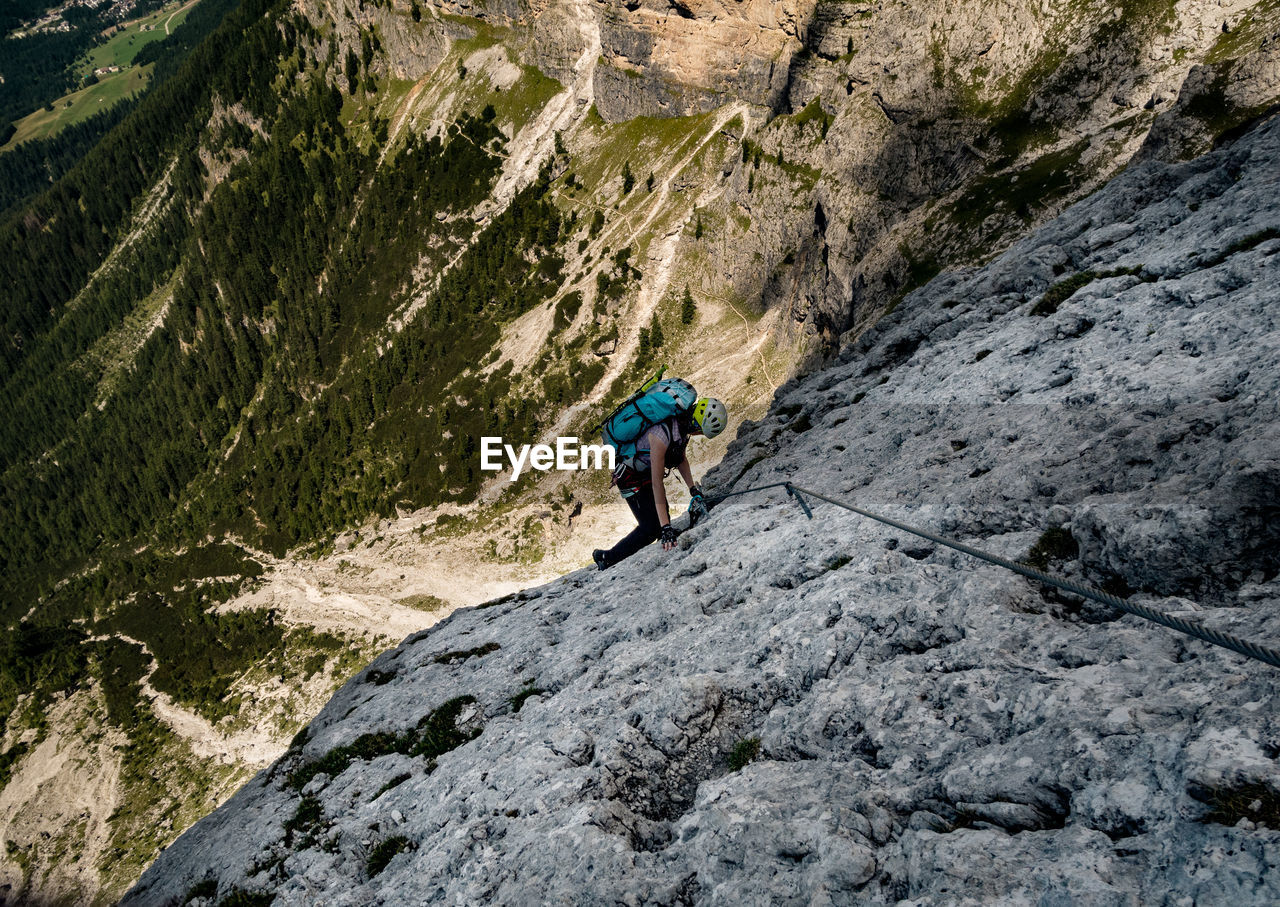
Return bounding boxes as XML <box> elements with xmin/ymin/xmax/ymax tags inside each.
<box><xmin>600</xmin><ymin>375</ymin><xmax>697</xmax><ymax>472</ymax></box>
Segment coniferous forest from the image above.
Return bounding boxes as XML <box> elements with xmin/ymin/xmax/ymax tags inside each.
<box><xmin>0</xmin><ymin>0</ymin><xmax>595</xmax><ymax>830</ymax></box>
<box><xmin>0</xmin><ymin>0</ymin><xmax>242</xmax><ymax>215</ymax></box>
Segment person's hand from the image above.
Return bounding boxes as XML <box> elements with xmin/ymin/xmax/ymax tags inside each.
<box><xmin>687</xmin><ymin>489</ymin><xmax>708</xmax><ymax>525</ymax></box>
<box><xmin>661</xmin><ymin>524</ymin><xmax>679</xmax><ymax>550</ymax></box>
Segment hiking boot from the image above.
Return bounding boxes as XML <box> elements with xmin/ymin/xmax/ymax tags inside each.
<box><xmin>592</xmin><ymin>549</ymin><xmax>610</xmax><ymax>571</ymax></box>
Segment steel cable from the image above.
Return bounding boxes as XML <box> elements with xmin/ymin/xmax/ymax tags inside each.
<box><xmin>706</xmin><ymin>482</ymin><xmax>1280</xmax><ymax>670</ymax></box>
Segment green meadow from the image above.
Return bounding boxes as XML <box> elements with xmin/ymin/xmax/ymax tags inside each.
<box><xmin>79</xmin><ymin>0</ymin><xmax>199</xmax><ymax>76</ymax></box>
<box><xmin>3</xmin><ymin>66</ymin><xmax>153</xmax><ymax>149</ymax></box>
<box><xmin>1</xmin><ymin>1</ymin><xmax>197</xmax><ymax>150</ymax></box>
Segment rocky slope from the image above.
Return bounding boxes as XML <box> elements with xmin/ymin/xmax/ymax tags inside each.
<box><xmin>122</xmin><ymin>111</ymin><xmax>1280</xmax><ymax>905</ymax></box>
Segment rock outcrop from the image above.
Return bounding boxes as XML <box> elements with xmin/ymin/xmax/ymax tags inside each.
<box><xmin>592</xmin><ymin>0</ymin><xmax>816</xmax><ymax>120</ymax></box>
<box><xmin>1139</xmin><ymin>34</ymin><xmax>1280</xmax><ymax>162</ymax></box>
<box><xmin>321</xmin><ymin>0</ymin><xmax>1280</xmax><ymax>363</ymax></box>
<box><xmin>124</xmin><ymin>113</ymin><xmax>1280</xmax><ymax>906</ymax></box>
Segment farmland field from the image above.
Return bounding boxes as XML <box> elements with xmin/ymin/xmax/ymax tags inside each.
<box><xmin>0</xmin><ymin>0</ymin><xmax>198</xmax><ymax>150</ymax></box>
<box><xmin>2</xmin><ymin>66</ymin><xmax>153</xmax><ymax>149</ymax></box>
<box><xmin>78</xmin><ymin>0</ymin><xmax>199</xmax><ymax>76</ymax></box>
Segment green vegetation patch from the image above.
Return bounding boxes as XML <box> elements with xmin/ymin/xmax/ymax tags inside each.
<box><xmin>433</xmin><ymin>642</ymin><xmax>501</xmax><ymax>665</ymax></box>
<box><xmin>1031</xmin><ymin>265</ymin><xmax>1146</xmax><ymax>316</ymax></box>
<box><xmin>373</xmin><ymin>771</ymin><xmax>412</xmax><ymax>800</ymax></box>
<box><xmin>96</xmin><ymin>637</ymin><xmax>150</xmax><ymax>726</ymax></box>
<box><xmin>953</xmin><ymin>139</ymin><xmax>1090</xmax><ymax>234</ymax></box>
<box><xmin>1200</xmin><ymin>227</ymin><xmax>1280</xmax><ymax>268</ymax></box>
<box><xmin>1171</xmin><ymin>61</ymin><xmax>1280</xmax><ymax>152</ymax></box>
<box><xmin>957</xmin><ymin>49</ymin><xmax>1065</xmax><ymax>159</ymax></box>
<box><xmin>102</xmin><ymin>705</ymin><xmax>245</xmax><ymax>895</ymax></box>
<box><xmin>509</xmin><ymin>683</ymin><xmax>546</xmax><ymax>714</ymax></box>
<box><xmin>440</xmin><ymin>12</ymin><xmax>507</xmax><ymax>48</ymax></box>
<box><xmin>553</xmin><ymin>290</ymin><xmax>584</xmax><ymax>331</ymax></box>
<box><xmin>1205</xmin><ymin>0</ymin><xmax>1280</xmax><ymax>64</ymax></box>
<box><xmin>366</xmin><ymin>835</ymin><xmax>412</xmax><ymax>877</ymax></box>
<box><xmin>488</xmin><ymin>65</ymin><xmax>564</xmax><ymax>134</ymax></box>
<box><xmin>182</xmin><ymin>878</ymin><xmax>219</xmax><ymax>903</ymax></box>
<box><xmin>0</xmin><ymin>621</ymin><xmax>91</xmax><ymax>752</ymax></box>
<box><xmin>0</xmin><ymin>742</ymin><xmax>30</xmax><ymax>791</ymax></box>
<box><xmin>728</xmin><ymin>737</ymin><xmax>761</xmax><ymax>772</ymax></box>
<box><xmin>740</xmin><ymin>129</ymin><xmax>825</xmax><ymax>185</ymax></box>
<box><xmin>791</xmin><ymin>95</ymin><xmax>834</xmax><ymax>140</ymax></box>
<box><xmin>109</xmin><ymin>593</ymin><xmax>281</xmax><ymax>723</ymax></box>
<box><xmin>824</xmin><ymin>554</ymin><xmax>853</xmax><ymax>572</ymax></box>
<box><xmin>397</xmin><ymin>593</ymin><xmax>451</xmax><ymax>612</ymax></box>
<box><xmin>958</xmin><ymin>0</ymin><xmax>1173</xmax><ymax>163</ymax></box>
<box><xmin>5</xmin><ymin>542</ymin><xmax>326</xmax><ymax>732</ymax></box>
<box><xmin>788</xmin><ymin>412</ymin><xmax>813</xmax><ymax>433</ymax></box>
<box><xmin>270</xmin><ymin>627</ymin><xmax>355</xmax><ymax>687</ymax></box>
<box><xmin>572</xmin><ymin>108</ymin><xmax>716</xmax><ymax>194</ymax></box>
<box><xmin>1190</xmin><ymin>780</ymin><xmax>1280</xmax><ymax>827</ymax></box>
<box><xmin>3</xmin><ymin>66</ymin><xmax>155</xmax><ymax>149</ymax></box>
<box><xmin>1179</xmin><ymin>66</ymin><xmax>1239</xmax><ymax>138</ymax></box>
<box><xmin>283</xmin><ymin>794</ymin><xmax>323</xmax><ymax>848</ymax></box>
<box><xmin>289</xmin><ymin>695</ymin><xmax>479</xmax><ymax>790</ymax></box>
<box><xmin>1024</xmin><ymin>527</ymin><xmax>1079</xmax><ymax>571</ymax></box>
<box><xmin>79</xmin><ymin>2</ymin><xmax>198</xmax><ymax>76</ymax></box>
<box><xmin>1031</xmin><ymin>272</ymin><xmax>1098</xmax><ymax>316</ymax></box>
<box><xmin>886</xmin><ymin>243</ymin><xmax>943</xmax><ymax>312</ymax></box>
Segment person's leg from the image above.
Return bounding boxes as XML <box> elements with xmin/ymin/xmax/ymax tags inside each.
<box><xmin>603</xmin><ymin>488</ymin><xmax>661</xmax><ymax>565</ymax></box>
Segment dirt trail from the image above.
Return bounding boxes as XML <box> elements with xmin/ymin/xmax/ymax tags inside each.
<box><xmin>91</xmin><ymin>633</ymin><xmax>282</xmax><ymax>766</ymax></box>
<box><xmin>690</xmin><ymin>287</ymin><xmax>781</xmax><ymax>394</ymax></box>
<box><xmin>388</xmin><ymin>25</ymin><xmax>601</xmax><ymax>336</ymax></box>
<box><xmin>382</xmin><ymin>76</ymin><xmax>432</xmax><ymax>164</ymax></box>
<box><xmin>164</xmin><ymin>0</ymin><xmax>196</xmax><ymax>35</ymax></box>
<box><xmin>588</xmin><ymin>103</ymin><xmax>750</xmax><ymax>398</ymax></box>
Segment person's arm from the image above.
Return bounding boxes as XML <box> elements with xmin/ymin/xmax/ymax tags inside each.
<box><xmin>677</xmin><ymin>459</ymin><xmax>695</xmax><ymax>490</ymax></box>
<box><xmin>649</xmin><ymin>433</ymin><xmax>671</xmax><ymax>531</ymax></box>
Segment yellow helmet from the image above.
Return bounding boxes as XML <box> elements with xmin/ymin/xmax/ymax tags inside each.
<box><xmin>692</xmin><ymin>397</ymin><xmax>728</xmax><ymax>438</ymax></box>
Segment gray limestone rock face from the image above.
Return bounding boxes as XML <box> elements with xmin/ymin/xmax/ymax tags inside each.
<box><xmin>124</xmin><ymin>116</ymin><xmax>1280</xmax><ymax>906</ymax></box>
<box><xmin>1138</xmin><ymin>39</ymin><xmax>1280</xmax><ymax>163</ymax></box>
<box><xmin>592</xmin><ymin>0</ymin><xmax>814</xmax><ymax>119</ymax></box>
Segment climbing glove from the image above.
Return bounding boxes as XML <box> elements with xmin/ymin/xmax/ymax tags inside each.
<box><xmin>687</xmin><ymin>486</ymin><xmax>708</xmax><ymax>525</ymax></box>
<box><xmin>660</xmin><ymin>524</ymin><xmax>679</xmax><ymax>550</ymax></box>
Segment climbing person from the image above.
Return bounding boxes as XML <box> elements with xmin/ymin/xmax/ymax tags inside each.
<box><xmin>592</xmin><ymin>385</ymin><xmax>727</xmax><ymax>570</ymax></box>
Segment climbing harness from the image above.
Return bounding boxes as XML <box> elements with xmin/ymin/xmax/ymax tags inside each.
<box><xmin>706</xmin><ymin>481</ymin><xmax>1280</xmax><ymax>670</ymax></box>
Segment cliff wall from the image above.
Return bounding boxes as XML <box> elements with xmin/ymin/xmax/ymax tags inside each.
<box><xmin>124</xmin><ymin>109</ymin><xmax>1280</xmax><ymax>907</ymax></box>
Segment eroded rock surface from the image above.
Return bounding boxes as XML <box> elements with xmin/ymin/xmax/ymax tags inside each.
<box><xmin>125</xmin><ymin>116</ymin><xmax>1280</xmax><ymax>906</ymax></box>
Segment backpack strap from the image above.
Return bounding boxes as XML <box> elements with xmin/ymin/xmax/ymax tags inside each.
<box><xmin>636</xmin><ymin>417</ymin><xmax>686</xmax><ymax>470</ymax></box>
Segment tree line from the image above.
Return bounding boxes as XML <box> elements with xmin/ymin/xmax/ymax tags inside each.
<box><xmin>0</xmin><ymin>0</ymin><xmax>619</xmax><ymax>792</ymax></box>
